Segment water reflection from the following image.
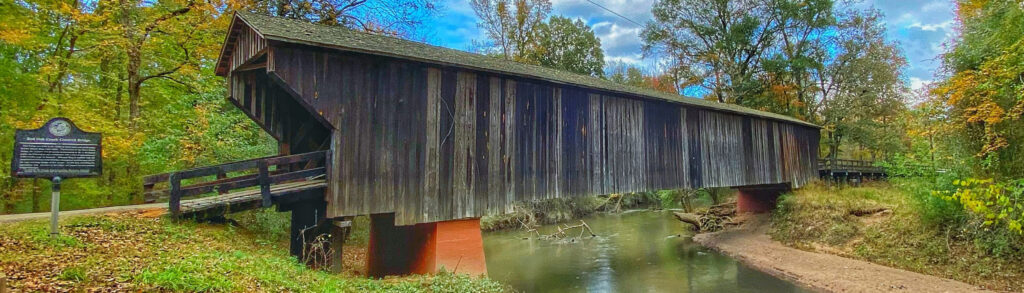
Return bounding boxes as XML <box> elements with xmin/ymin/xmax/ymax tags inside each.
<box><xmin>483</xmin><ymin>210</ymin><xmax>809</xmax><ymax>293</ymax></box>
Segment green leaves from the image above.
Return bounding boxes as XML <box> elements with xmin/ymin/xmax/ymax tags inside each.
<box><xmin>528</xmin><ymin>16</ymin><xmax>605</xmax><ymax>77</ymax></box>
<box><xmin>0</xmin><ymin>1</ymin><xmax>274</xmax><ymax>212</ymax></box>
<box><xmin>934</xmin><ymin>0</ymin><xmax>1024</xmax><ymax>177</ymax></box>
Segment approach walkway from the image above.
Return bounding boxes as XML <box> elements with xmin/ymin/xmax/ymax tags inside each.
<box><xmin>143</xmin><ymin>151</ymin><xmax>328</xmax><ymax>219</ymax></box>
<box><xmin>0</xmin><ymin>203</ymin><xmax>166</xmax><ymax>224</ymax></box>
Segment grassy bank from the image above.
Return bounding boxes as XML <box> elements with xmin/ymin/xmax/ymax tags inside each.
<box><xmin>0</xmin><ymin>210</ymin><xmax>506</xmax><ymax>292</ymax></box>
<box><xmin>771</xmin><ymin>181</ymin><xmax>1024</xmax><ymax>291</ymax></box>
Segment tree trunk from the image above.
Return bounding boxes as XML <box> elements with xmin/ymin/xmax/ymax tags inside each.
<box><xmin>673</xmin><ymin>212</ymin><xmax>700</xmax><ymax>229</ymax></box>
<box><xmin>128</xmin><ymin>78</ymin><xmax>141</xmax><ymax>129</ymax></box>
<box><xmin>828</xmin><ymin>130</ymin><xmax>842</xmax><ymax>172</ymax></box>
<box><xmin>121</xmin><ymin>0</ymin><xmax>142</xmax><ymax>129</ymax></box>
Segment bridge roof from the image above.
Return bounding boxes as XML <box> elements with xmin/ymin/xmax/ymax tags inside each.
<box><xmin>217</xmin><ymin>12</ymin><xmax>818</xmax><ymax>128</ymax></box>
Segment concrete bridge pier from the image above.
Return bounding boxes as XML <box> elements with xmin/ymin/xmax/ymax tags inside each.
<box><xmin>366</xmin><ymin>214</ymin><xmax>487</xmax><ymax>278</ymax></box>
<box><xmin>736</xmin><ymin>184</ymin><xmax>791</xmax><ymax>213</ymax></box>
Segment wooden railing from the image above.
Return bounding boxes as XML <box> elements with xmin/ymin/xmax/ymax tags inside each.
<box><xmin>817</xmin><ymin>159</ymin><xmax>938</xmax><ymax>175</ymax></box>
<box><xmin>817</xmin><ymin>159</ymin><xmax>884</xmax><ymax>173</ymax></box>
<box><xmin>143</xmin><ymin>151</ymin><xmax>328</xmax><ymax>216</ymax></box>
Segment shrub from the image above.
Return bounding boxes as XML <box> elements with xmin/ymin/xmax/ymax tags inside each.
<box><xmin>894</xmin><ymin>177</ymin><xmax>967</xmax><ymax>228</ymax></box>
<box><xmin>935</xmin><ymin>178</ymin><xmax>1024</xmax><ymax>234</ymax></box>
<box><xmin>931</xmin><ymin>178</ymin><xmax>1024</xmax><ymax>257</ymax></box>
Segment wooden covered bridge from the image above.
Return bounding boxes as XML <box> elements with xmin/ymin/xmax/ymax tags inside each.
<box><xmin>144</xmin><ymin>12</ymin><xmax>820</xmax><ymax>277</ymax></box>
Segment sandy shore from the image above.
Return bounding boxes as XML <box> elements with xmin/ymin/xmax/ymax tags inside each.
<box><xmin>693</xmin><ymin>215</ymin><xmax>993</xmax><ymax>293</ymax></box>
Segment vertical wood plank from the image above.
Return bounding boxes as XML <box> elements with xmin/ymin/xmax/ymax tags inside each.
<box><xmin>423</xmin><ymin>67</ymin><xmax>441</xmax><ymax>223</ymax></box>
<box><xmin>487</xmin><ymin>77</ymin><xmax>503</xmax><ymax>213</ymax></box>
<box><xmin>503</xmin><ymin>79</ymin><xmax>517</xmax><ymax>213</ymax></box>
<box><xmin>453</xmin><ymin>71</ymin><xmax>477</xmax><ymax>218</ymax></box>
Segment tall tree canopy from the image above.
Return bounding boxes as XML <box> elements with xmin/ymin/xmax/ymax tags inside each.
<box><xmin>243</xmin><ymin>0</ymin><xmax>438</xmax><ymax>37</ymax></box>
<box><xmin>605</xmin><ymin>62</ymin><xmax>678</xmax><ymax>94</ymax></box>
<box><xmin>816</xmin><ymin>10</ymin><xmax>908</xmax><ymax>162</ymax></box>
<box><xmin>471</xmin><ymin>0</ymin><xmax>606</xmax><ymax>76</ymax></box>
<box><xmin>641</xmin><ymin>0</ymin><xmax>785</xmax><ymax>104</ymax></box>
<box><xmin>641</xmin><ymin>0</ymin><xmax>908</xmax><ymax>161</ymax></box>
<box><xmin>528</xmin><ymin>16</ymin><xmax>605</xmax><ymax>76</ymax></box>
<box><xmin>470</xmin><ymin>0</ymin><xmax>552</xmax><ymax>61</ymax></box>
<box><xmin>933</xmin><ymin>0</ymin><xmax>1024</xmax><ymax>177</ymax></box>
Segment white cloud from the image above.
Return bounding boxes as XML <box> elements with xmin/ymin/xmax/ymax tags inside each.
<box><xmin>591</xmin><ymin>21</ymin><xmax>643</xmax><ymax>58</ymax></box>
<box><xmin>910</xmin><ymin>77</ymin><xmax>931</xmax><ymax>90</ymax></box>
<box><xmin>550</xmin><ymin>0</ymin><xmax>654</xmax><ymax>65</ymax></box>
<box><xmin>909</xmin><ymin>20</ymin><xmax>954</xmax><ymax>32</ymax></box>
<box><xmin>605</xmin><ymin>54</ymin><xmax>643</xmax><ymax>65</ymax></box>
<box><xmin>865</xmin><ymin>0</ymin><xmax>956</xmax><ymax>83</ymax></box>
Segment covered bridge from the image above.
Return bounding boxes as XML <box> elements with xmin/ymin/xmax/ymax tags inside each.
<box><xmin>149</xmin><ymin>11</ymin><xmax>820</xmax><ymax>277</ymax></box>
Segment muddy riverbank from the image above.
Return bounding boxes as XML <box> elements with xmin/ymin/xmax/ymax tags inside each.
<box><xmin>693</xmin><ymin>215</ymin><xmax>992</xmax><ymax>293</ymax></box>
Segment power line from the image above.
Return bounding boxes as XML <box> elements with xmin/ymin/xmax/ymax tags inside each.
<box><xmin>584</xmin><ymin>0</ymin><xmax>643</xmax><ymax>26</ymax></box>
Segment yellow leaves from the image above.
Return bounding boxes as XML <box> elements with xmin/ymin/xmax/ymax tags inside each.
<box><xmin>934</xmin><ymin>39</ymin><xmax>1022</xmax><ymax>157</ymax></box>
<box><xmin>936</xmin><ymin>178</ymin><xmax>1024</xmax><ymax>234</ymax></box>
<box><xmin>965</xmin><ymin>100</ymin><xmax>1005</xmax><ymax>124</ymax></box>
<box><xmin>957</xmin><ymin>0</ymin><xmax>989</xmax><ymax>19</ymax></box>
<box><xmin>0</xmin><ymin>27</ymin><xmax>33</xmax><ymax>44</ymax></box>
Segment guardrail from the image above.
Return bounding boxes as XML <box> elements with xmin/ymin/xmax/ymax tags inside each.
<box><xmin>817</xmin><ymin>159</ymin><xmax>937</xmax><ymax>175</ymax></box>
<box><xmin>143</xmin><ymin>151</ymin><xmax>328</xmax><ymax>216</ymax></box>
<box><xmin>818</xmin><ymin>159</ymin><xmax>883</xmax><ymax>172</ymax></box>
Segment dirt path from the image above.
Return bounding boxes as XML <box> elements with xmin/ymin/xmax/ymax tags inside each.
<box><xmin>0</xmin><ymin>204</ymin><xmax>167</xmax><ymax>224</ymax></box>
<box><xmin>694</xmin><ymin>215</ymin><xmax>993</xmax><ymax>293</ymax></box>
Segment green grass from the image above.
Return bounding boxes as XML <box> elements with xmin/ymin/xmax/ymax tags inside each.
<box><xmin>0</xmin><ymin>211</ymin><xmax>508</xmax><ymax>292</ymax></box>
<box><xmin>771</xmin><ymin>181</ymin><xmax>1024</xmax><ymax>291</ymax></box>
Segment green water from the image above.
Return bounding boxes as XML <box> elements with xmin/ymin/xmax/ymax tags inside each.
<box><xmin>482</xmin><ymin>210</ymin><xmax>810</xmax><ymax>293</ymax></box>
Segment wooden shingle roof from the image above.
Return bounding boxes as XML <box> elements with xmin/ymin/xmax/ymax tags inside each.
<box><xmin>216</xmin><ymin>12</ymin><xmax>818</xmax><ymax>128</ymax></box>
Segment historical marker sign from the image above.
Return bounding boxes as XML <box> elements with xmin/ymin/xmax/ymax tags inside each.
<box><xmin>12</xmin><ymin>118</ymin><xmax>102</xmax><ymax>178</ymax></box>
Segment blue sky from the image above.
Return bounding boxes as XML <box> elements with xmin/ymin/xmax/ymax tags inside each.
<box><xmin>417</xmin><ymin>0</ymin><xmax>957</xmax><ymax>90</ymax></box>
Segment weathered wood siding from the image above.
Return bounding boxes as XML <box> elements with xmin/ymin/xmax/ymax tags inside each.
<box><xmin>254</xmin><ymin>44</ymin><xmax>818</xmax><ymax>225</ymax></box>
<box><xmin>217</xmin><ymin>24</ymin><xmax>267</xmax><ymax>75</ymax></box>
<box><xmin>229</xmin><ymin>69</ymin><xmax>331</xmax><ymax>155</ymax></box>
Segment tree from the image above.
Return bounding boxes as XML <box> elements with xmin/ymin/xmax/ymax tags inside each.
<box><xmin>765</xmin><ymin>0</ymin><xmax>834</xmax><ymax>119</ymax></box>
<box><xmin>641</xmin><ymin>0</ymin><xmax>783</xmax><ymax>104</ymax></box>
<box><xmin>244</xmin><ymin>0</ymin><xmax>439</xmax><ymax>37</ymax></box>
<box><xmin>814</xmin><ymin>9</ymin><xmax>907</xmax><ymax>164</ymax></box>
<box><xmin>529</xmin><ymin>16</ymin><xmax>605</xmax><ymax>76</ymax></box>
<box><xmin>933</xmin><ymin>0</ymin><xmax>1024</xmax><ymax>177</ymax></box>
<box><xmin>606</xmin><ymin>62</ymin><xmax>647</xmax><ymax>87</ymax></box>
<box><xmin>471</xmin><ymin>0</ymin><xmax>551</xmax><ymax>61</ymax></box>
<box><xmin>115</xmin><ymin>0</ymin><xmax>200</xmax><ymax>129</ymax></box>
<box><xmin>605</xmin><ymin>62</ymin><xmax>679</xmax><ymax>94</ymax></box>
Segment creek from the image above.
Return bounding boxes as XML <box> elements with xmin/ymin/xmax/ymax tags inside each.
<box><xmin>482</xmin><ymin>210</ymin><xmax>810</xmax><ymax>292</ymax></box>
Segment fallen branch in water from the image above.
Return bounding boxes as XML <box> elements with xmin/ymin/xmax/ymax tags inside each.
<box><xmin>674</xmin><ymin>202</ymin><xmax>738</xmax><ymax>232</ymax></box>
<box><xmin>527</xmin><ymin>220</ymin><xmax>597</xmax><ymax>240</ymax></box>
<box><xmin>598</xmin><ymin>194</ymin><xmax>625</xmax><ymax>213</ymax></box>
<box><xmin>674</xmin><ymin>212</ymin><xmax>700</xmax><ymax>227</ymax></box>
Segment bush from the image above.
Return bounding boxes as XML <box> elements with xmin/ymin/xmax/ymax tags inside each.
<box><xmin>893</xmin><ymin>178</ymin><xmax>967</xmax><ymax>228</ymax></box>
<box><xmin>930</xmin><ymin>178</ymin><xmax>1024</xmax><ymax>257</ymax></box>
<box><xmin>936</xmin><ymin>178</ymin><xmax>1024</xmax><ymax>234</ymax></box>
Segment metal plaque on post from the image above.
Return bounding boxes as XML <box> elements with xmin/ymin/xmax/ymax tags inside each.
<box><xmin>11</xmin><ymin>117</ymin><xmax>102</xmax><ymax>238</ymax></box>
<box><xmin>12</xmin><ymin>118</ymin><xmax>102</xmax><ymax>178</ymax></box>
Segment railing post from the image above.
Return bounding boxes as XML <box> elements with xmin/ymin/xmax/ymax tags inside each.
<box><xmin>169</xmin><ymin>173</ymin><xmax>181</xmax><ymax>217</ymax></box>
<box><xmin>143</xmin><ymin>182</ymin><xmax>156</xmax><ymax>204</ymax></box>
<box><xmin>259</xmin><ymin>160</ymin><xmax>272</xmax><ymax>207</ymax></box>
<box><xmin>216</xmin><ymin>170</ymin><xmax>228</xmax><ymax>195</ymax></box>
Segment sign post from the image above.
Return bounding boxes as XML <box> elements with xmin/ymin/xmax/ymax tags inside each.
<box><xmin>11</xmin><ymin>118</ymin><xmax>102</xmax><ymax>238</ymax></box>
<box><xmin>50</xmin><ymin>176</ymin><xmax>61</xmax><ymax>237</ymax></box>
